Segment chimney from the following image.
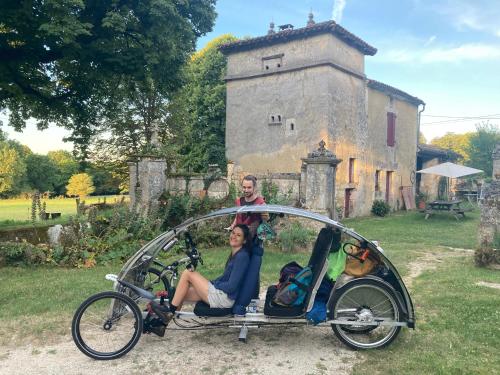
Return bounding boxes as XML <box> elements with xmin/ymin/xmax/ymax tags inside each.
<box><xmin>307</xmin><ymin>11</ymin><xmax>315</xmax><ymax>26</ymax></box>
<box><xmin>268</xmin><ymin>21</ymin><xmax>275</xmax><ymax>35</ymax></box>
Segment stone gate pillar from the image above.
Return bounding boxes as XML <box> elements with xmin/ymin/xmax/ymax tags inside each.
<box><xmin>478</xmin><ymin>144</ymin><xmax>500</xmax><ymax>248</ymax></box>
<box><xmin>128</xmin><ymin>157</ymin><xmax>167</xmax><ymax>215</ymax></box>
<box><xmin>301</xmin><ymin>140</ymin><xmax>342</xmax><ymax>219</ymax></box>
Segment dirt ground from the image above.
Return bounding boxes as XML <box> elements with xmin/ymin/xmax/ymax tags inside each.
<box><xmin>0</xmin><ymin>247</ymin><xmax>474</xmax><ymax>375</ymax></box>
<box><xmin>0</xmin><ymin>324</ymin><xmax>357</xmax><ymax>375</ymax></box>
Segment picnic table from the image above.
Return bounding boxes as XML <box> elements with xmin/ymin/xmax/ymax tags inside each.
<box><xmin>421</xmin><ymin>200</ymin><xmax>468</xmax><ymax>220</ymax></box>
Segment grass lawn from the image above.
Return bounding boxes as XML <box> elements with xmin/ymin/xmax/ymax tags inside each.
<box><xmin>0</xmin><ymin>195</ymin><xmax>128</xmax><ymax>230</ymax></box>
<box><xmin>1</xmin><ymin>208</ymin><xmax>499</xmax><ymax>373</ymax></box>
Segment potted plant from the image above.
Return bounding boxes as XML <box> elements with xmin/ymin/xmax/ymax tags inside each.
<box><xmin>415</xmin><ymin>192</ymin><xmax>429</xmax><ymax>210</ymax></box>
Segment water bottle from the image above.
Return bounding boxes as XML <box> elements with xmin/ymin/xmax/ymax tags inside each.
<box><xmin>247</xmin><ymin>299</ymin><xmax>258</xmax><ymax>313</ymax></box>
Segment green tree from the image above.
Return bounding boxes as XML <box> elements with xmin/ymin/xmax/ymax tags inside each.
<box><xmin>168</xmin><ymin>34</ymin><xmax>237</xmax><ymax>172</ymax></box>
<box><xmin>419</xmin><ymin>131</ymin><xmax>427</xmax><ymax>144</ymax></box>
<box><xmin>47</xmin><ymin>150</ymin><xmax>79</xmax><ymax>195</ymax></box>
<box><xmin>1</xmin><ymin>0</ymin><xmax>217</xmax><ymax>157</ymax></box>
<box><xmin>467</xmin><ymin>123</ymin><xmax>500</xmax><ymax>177</ymax></box>
<box><xmin>0</xmin><ymin>143</ymin><xmax>27</xmax><ymax>197</ymax></box>
<box><xmin>430</xmin><ymin>132</ymin><xmax>472</xmax><ymax>162</ymax></box>
<box><xmin>66</xmin><ymin>173</ymin><xmax>95</xmax><ymax>198</ymax></box>
<box><xmin>86</xmin><ymin>164</ymin><xmax>121</xmax><ymax>195</ymax></box>
<box><xmin>25</xmin><ymin>154</ymin><xmax>59</xmax><ymax>192</ymax></box>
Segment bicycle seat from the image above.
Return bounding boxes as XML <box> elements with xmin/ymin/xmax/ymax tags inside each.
<box><xmin>194</xmin><ymin>301</ymin><xmax>233</xmax><ymax>317</ymax></box>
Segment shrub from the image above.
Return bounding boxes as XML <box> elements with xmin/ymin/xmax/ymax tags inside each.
<box><xmin>261</xmin><ymin>180</ymin><xmax>293</xmax><ymax>205</ymax></box>
<box><xmin>277</xmin><ymin>221</ymin><xmax>316</xmax><ymax>252</ymax></box>
<box><xmin>159</xmin><ymin>192</ymin><xmax>225</xmax><ymax>228</ymax></box>
<box><xmin>371</xmin><ymin>200</ymin><xmax>391</xmax><ymax>217</ymax></box>
<box><xmin>474</xmin><ymin>247</ymin><xmax>500</xmax><ymax>267</ymax></box>
<box><xmin>0</xmin><ymin>241</ymin><xmax>47</xmax><ymax>266</ymax></box>
<box><xmin>475</xmin><ymin>233</ymin><xmax>500</xmax><ymax>267</ymax></box>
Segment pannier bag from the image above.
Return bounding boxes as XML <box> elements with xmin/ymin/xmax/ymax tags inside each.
<box><xmin>273</xmin><ymin>266</ymin><xmax>313</xmax><ymax>306</ymax></box>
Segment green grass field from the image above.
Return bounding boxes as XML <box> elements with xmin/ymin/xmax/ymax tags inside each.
<box><xmin>0</xmin><ymin>195</ymin><xmax>128</xmax><ymax>229</ymax></box>
<box><xmin>1</xmin><ymin>208</ymin><xmax>499</xmax><ymax>373</ymax></box>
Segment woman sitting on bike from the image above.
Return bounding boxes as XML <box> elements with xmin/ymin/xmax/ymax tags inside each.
<box><xmin>151</xmin><ymin>224</ymin><xmax>251</xmax><ymax>328</ymax></box>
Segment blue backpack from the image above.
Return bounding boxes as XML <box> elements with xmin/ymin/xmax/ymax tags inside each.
<box><xmin>273</xmin><ymin>266</ymin><xmax>313</xmax><ymax>306</ymax></box>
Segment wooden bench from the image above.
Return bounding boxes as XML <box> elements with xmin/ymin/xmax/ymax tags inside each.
<box><xmin>41</xmin><ymin>212</ymin><xmax>62</xmax><ymax>220</ymax></box>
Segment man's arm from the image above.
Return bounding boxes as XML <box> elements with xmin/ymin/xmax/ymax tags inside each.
<box><xmin>257</xmin><ymin>196</ymin><xmax>269</xmax><ymax>221</ymax></box>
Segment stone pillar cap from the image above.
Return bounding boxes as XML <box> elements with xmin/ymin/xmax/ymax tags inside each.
<box><xmin>301</xmin><ymin>140</ymin><xmax>342</xmax><ymax>165</ymax></box>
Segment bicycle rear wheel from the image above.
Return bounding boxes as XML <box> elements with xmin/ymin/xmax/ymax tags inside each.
<box><xmin>72</xmin><ymin>291</ymin><xmax>143</xmax><ymax>360</ymax></box>
<box><xmin>330</xmin><ymin>279</ymin><xmax>402</xmax><ymax>349</ymax></box>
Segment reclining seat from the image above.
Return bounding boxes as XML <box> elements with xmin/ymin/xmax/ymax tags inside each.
<box><xmin>263</xmin><ymin>226</ymin><xmax>335</xmax><ymax>317</ymax></box>
<box><xmin>193</xmin><ymin>239</ymin><xmax>263</xmax><ymax>317</ymax></box>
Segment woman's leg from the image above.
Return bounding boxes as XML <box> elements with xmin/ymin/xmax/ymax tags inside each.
<box><xmin>171</xmin><ymin>270</ymin><xmax>210</xmax><ymax>307</ymax></box>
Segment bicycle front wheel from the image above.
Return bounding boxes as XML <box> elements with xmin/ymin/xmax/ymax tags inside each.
<box><xmin>72</xmin><ymin>291</ymin><xmax>143</xmax><ymax>360</ymax></box>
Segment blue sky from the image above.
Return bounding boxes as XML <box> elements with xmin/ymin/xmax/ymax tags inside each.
<box><xmin>3</xmin><ymin>0</ymin><xmax>499</xmax><ymax>153</ymax></box>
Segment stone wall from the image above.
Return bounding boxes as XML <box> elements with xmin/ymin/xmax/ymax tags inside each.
<box><xmin>129</xmin><ymin>158</ymin><xmax>166</xmax><ymax>214</ymax></box>
<box><xmin>418</xmin><ymin>157</ymin><xmax>442</xmax><ymax>200</ymax></box>
<box><xmin>479</xmin><ymin>144</ymin><xmax>500</xmax><ymax>248</ymax></box>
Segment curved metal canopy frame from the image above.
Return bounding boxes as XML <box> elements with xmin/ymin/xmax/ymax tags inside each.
<box><xmin>117</xmin><ymin>205</ymin><xmax>415</xmax><ymax>324</ymax></box>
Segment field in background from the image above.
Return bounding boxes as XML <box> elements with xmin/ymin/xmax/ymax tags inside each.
<box><xmin>0</xmin><ymin>195</ymin><xmax>128</xmax><ymax>229</ymax></box>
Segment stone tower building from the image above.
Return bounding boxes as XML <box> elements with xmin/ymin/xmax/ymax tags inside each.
<box><xmin>220</xmin><ymin>17</ymin><xmax>424</xmax><ymax>217</ymax></box>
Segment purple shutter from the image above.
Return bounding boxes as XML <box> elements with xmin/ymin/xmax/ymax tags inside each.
<box><xmin>387</xmin><ymin>112</ymin><xmax>396</xmax><ymax>146</ymax></box>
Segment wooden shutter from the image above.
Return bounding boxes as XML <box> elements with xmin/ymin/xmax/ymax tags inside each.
<box><xmin>387</xmin><ymin>112</ymin><xmax>396</xmax><ymax>146</ymax></box>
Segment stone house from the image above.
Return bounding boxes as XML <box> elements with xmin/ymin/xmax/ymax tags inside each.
<box><xmin>220</xmin><ymin>17</ymin><xmax>425</xmax><ymax>217</ymax></box>
<box><xmin>416</xmin><ymin>144</ymin><xmax>459</xmax><ymax>200</ymax></box>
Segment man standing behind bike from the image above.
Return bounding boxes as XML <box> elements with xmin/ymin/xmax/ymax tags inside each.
<box><xmin>227</xmin><ymin>175</ymin><xmax>269</xmax><ymax>238</ymax></box>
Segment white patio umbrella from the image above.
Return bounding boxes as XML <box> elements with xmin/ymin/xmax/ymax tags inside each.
<box><xmin>416</xmin><ymin>162</ymin><xmax>483</xmax><ymax>199</ymax></box>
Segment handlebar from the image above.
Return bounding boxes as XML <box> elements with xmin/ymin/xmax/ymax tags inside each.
<box><xmin>184</xmin><ymin>232</ymin><xmax>203</xmax><ymax>270</ymax></box>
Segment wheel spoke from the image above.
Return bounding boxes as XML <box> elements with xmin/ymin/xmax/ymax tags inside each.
<box><xmin>72</xmin><ymin>292</ymin><xmax>142</xmax><ymax>360</ymax></box>
<box><xmin>331</xmin><ymin>281</ymin><xmax>402</xmax><ymax>349</ymax></box>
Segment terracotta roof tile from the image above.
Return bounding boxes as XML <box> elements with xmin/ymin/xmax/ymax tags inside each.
<box><xmin>219</xmin><ymin>20</ymin><xmax>377</xmax><ymax>56</ymax></box>
<box><xmin>367</xmin><ymin>79</ymin><xmax>425</xmax><ymax>106</ymax></box>
<box><xmin>418</xmin><ymin>144</ymin><xmax>460</xmax><ymax>159</ymax></box>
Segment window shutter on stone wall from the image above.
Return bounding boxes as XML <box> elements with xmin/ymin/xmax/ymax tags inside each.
<box><xmin>387</xmin><ymin>112</ymin><xmax>396</xmax><ymax>146</ymax></box>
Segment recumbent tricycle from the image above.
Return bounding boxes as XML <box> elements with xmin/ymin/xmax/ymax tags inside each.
<box><xmin>71</xmin><ymin>205</ymin><xmax>415</xmax><ymax>360</ymax></box>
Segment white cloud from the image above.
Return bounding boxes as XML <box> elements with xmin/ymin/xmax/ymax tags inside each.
<box><xmin>433</xmin><ymin>0</ymin><xmax>500</xmax><ymax>37</ymax></box>
<box><xmin>332</xmin><ymin>0</ymin><xmax>346</xmax><ymax>23</ymax></box>
<box><xmin>423</xmin><ymin>35</ymin><xmax>436</xmax><ymax>47</ymax></box>
<box><xmin>378</xmin><ymin>43</ymin><xmax>500</xmax><ymax>64</ymax></box>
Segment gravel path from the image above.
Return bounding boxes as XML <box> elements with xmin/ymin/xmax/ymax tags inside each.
<box><xmin>0</xmin><ymin>322</ymin><xmax>357</xmax><ymax>375</ymax></box>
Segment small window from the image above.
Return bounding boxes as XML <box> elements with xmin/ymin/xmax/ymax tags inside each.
<box><xmin>261</xmin><ymin>53</ymin><xmax>284</xmax><ymax>72</ymax></box>
<box><xmin>375</xmin><ymin>170</ymin><xmax>380</xmax><ymax>191</ymax></box>
<box><xmin>387</xmin><ymin>112</ymin><xmax>396</xmax><ymax>147</ymax></box>
<box><xmin>348</xmin><ymin>158</ymin><xmax>355</xmax><ymax>183</ymax></box>
<box><xmin>290</xmin><ymin>123</ymin><xmax>294</xmax><ymax>131</ymax></box>
<box><xmin>269</xmin><ymin>114</ymin><xmax>283</xmax><ymax>125</ymax></box>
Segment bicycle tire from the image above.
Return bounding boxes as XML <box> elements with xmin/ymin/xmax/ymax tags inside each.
<box><xmin>329</xmin><ymin>279</ymin><xmax>402</xmax><ymax>350</ymax></box>
<box><xmin>72</xmin><ymin>291</ymin><xmax>143</xmax><ymax>360</ymax></box>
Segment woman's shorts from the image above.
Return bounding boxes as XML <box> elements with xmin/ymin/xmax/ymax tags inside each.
<box><xmin>208</xmin><ymin>283</ymin><xmax>234</xmax><ymax>308</ymax></box>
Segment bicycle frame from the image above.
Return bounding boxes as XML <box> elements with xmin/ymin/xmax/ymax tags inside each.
<box><xmin>114</xmin><ymin>205</ymin><xmax>415</xmax><ymax>328</ymax></box>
